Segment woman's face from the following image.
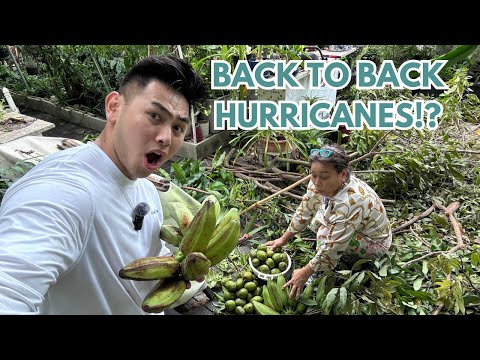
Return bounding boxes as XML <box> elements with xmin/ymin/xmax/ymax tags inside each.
<box><xmin>310</xmin><ymin>161</ymin><xmax>347</xmax><ymax>198</ymax></box>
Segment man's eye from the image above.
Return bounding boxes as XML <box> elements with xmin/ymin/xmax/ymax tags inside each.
<box><xmin>173</xmin><ymin>125</ymin><xmax>185</xmax><ymax>133</ymax></box>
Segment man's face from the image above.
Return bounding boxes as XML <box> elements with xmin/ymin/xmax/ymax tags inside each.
<box><xmin>107</xmin><ymin>80</ymin><xmax>189</xmax><ymax>180</ymax></box>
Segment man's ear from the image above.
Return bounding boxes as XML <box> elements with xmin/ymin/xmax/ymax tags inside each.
<box><xmin>105</xmin><ymin>91</ymin><xmax>121</xmax><ymax>124</ymax></box>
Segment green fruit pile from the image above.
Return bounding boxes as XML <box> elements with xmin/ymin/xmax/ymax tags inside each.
<box><xmin>249</xmin><ymin>244</ymin><xmax>289</xmax><ymax>275</ymax></box>
<box><xmin>221</xmin><ymin>270</ymin><xmax>264</xmax><ymax>315</ymax></box>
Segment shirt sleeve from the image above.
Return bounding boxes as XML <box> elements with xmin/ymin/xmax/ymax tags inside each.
<box><xmin>309</xmin><ymin>202</ymin><xmax>364</xmax><ymax>272</ymax></box>
<box><xmin>0</xmin><ymin>179</ymin><xmax>94</xmax><ymax>314</ymax></box>
<box><xmin>287</xmin><ymin>180</ymin><xmax>323</xmax><ymax>234</ymax></box>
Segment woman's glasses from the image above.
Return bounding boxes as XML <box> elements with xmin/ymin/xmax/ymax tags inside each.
<box><xmin>310</xmin><ymin>148</ymin><xmax>334</xmax><ymax>158</ymax></box>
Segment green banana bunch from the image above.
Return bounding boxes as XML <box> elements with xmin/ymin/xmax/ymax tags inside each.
<box><xmin>179</xmin><ymin>198</ymin><xmax>217</xmax><ymax>255</ymax></box>
<box><xmin>202</xmin><ymin>194</ymin><xmax>221</xmax><ymax>219</ymax></box>
<box><xmin>208</xmin><ymin>207</ymin><xmax>239</xmax><ymax>240</ymax></box>
<box><xmin>120</xmin><ymin>195</ymin><xmax>243</xmax><ymax>313</ymax></box>
<box><xmin>160</xmin><ymin>224</ymin><xmax>183</xmax><ymax>247</ymax></box>
<box><xmin>203</xmin><ymin>209</ymin><xmax>240</xmax><ymax>266</ymax></box>
<box><xmin>252</xmin><ymin>300</ymin><xmax>280</xmax><ymax>315</ymax></box>
<box><xmin>286</xmin><ymin>286</ymin><xmax>298</xmax><ymax>308</ymax></box>
<box><xmin>276</xmin><ymin>274</ymin><xmax>289</xmax><ymax>308</ymax></box>
<box><xmin>164</xmin><ymin>202</ymin><xmax>194</xmax><ymax>234</ymax></box>
<box><xmin>295</xmin><ymin>282</ymin><xmax>315</xmax><ymax>314</ymax></box>
<box><xmin>266</xmin><ymin>279</ymin><xmax>283</xmax><ymax>312</ymax></box>
<box><xmin>261</xmin><ymin>285</ymin><xmax>275</xmax><ymax>309</ymax></box>
<box><xmin>119</xmin><ymin>256</ymin><xmax>181</xmax><ymax>281</ymax></box>
<box><xmin>142</xmin><ymin>277</ymin><xmax>187</xmax><ymax>313</ymax></box>
<box><xmin>181</xmin><ymin>252</ymin><xmax>211</xmax><ymax>281</ymax></box>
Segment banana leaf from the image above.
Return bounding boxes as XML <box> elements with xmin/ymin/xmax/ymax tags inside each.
<box><xmin>433</xmin><ymin>45</ymin><xmax>478</xmax><ymax>69</ymax></box>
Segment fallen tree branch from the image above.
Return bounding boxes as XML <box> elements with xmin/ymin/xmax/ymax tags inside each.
<box><xmin>411</xmin><ymin>229</ymin><xmax>432</xmax><ymax>249</ymax></box>
<box><xmin>273</xmin><ymin>157</ymin><xmax>310</xmax><ymax>166</ymax></box>
<box><xmin>181</xmin><ymin>185</ymin><xmax>210</xmax><ymax>195</ymax></box>
<box><xmin>240</xmin><ymin>174</ymin><xmax>312</xmax><ymax>215</ymax></box>
<box><xmin>381</xmin><ymin>199</ymin><xmax>395</xmax><ymax>204</ymax></box>
<box><xmin>265</xmin><ymin>181</ymin><xmax>303</xmax><ymax>201</ymax></box>
<box><xmin>434</xmin><ymin>201</ymin><xmax>465</xmax><ymax>251</ymax></box>
<box><xmin>401</xmin><ymin>251</ymin><xmax>445</xmax><ymax>268</ymax></box>
<box><xmin>392</xmin><ymin>205</ymin><xmax>435</xmax><ymax>234</ymax></box>
<box><xmin>354</xmin><ymin>169</ymin><xmax>396</xmax><ymax>174</ymax></box>
<box><xmin>432</xmin><ymin>304</ymin><xmax>444</xmax><ymax>315</ymax></box>
<box><xmin>400</xmin><ymin>201</ymin><xmax>466</xmax><ymax>268</ymax></box>
<box><xmin>456</xmin><ymin>149</ymin><xmax>480</xmax><ymax>155</ymax></box>
<box><xmin>224</xmin><ymin>148</ymin><xmax>236</xmax><ymax>167</ymax></box>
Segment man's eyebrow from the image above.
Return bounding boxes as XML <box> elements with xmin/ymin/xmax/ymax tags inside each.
<box><xmin>151</xmin><ymin>101</ymin><xmax>190</xmax><ymax>124</ymax></box>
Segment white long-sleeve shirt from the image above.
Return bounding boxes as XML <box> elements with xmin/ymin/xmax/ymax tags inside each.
<box><xmin>287</xmin><ymin>175</ymin><xmax>392</xmax><ymax>272</ymax></box>
<box><xmin>0</xmin><ymin>142</ymin><xmax>170</xmax><ymax>314</ymax></box>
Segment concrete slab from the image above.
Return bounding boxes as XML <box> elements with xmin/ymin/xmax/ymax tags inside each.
<box><xmin>176</xmin><ymin>130</ymin><xmax>232</xmax><ymax>160</ymax></box>
<box><xmin>0</xmin><ymin>113</ymin><xmax>55</xmax><ymax>144</ymax></box>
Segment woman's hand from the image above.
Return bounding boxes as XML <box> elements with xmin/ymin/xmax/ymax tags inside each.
<box><xmin>265</xmin><ymin>237</ymin><xmax>288</xmax><ymax>251</ymax></box>
<box><xmin>284</xmin><ymin>264</ymin><xmax>315</xmax><ymax>300</ymax></box>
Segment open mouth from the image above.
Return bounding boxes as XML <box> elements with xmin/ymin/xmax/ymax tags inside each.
<box><xmin>145</xmin><ymin>152</ymin><xmax>163</xmax><ymax>170</ymax></box>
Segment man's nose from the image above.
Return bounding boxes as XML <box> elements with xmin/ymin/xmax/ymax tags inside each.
<box><xmin>155</xmin><ymin>127</ymin><xmax>171</xmax><ymax>146</ymax></box>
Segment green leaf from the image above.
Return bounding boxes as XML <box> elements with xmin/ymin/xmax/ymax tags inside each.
<box><xmin>209</xmin><ymin>180</ymin><xmax>227</xmax><ymax>191</ymax></box>
<box><xmin>379</xmin><ymin>264</ymin><xmax>389</xmax><ymax>277</ymax></box>
<box><xmin>431</xmin><ymin>213</ymin><xmax>449</xmax><ymax>228</ymax></box>
<box><xmin>404</xmin><ymin>290</ymin><xmax>434</xmax><ymax>302</ymax></box>
<box><xmin>382</xmin><ymin>157</ymin><xmax>394</xmax><ymax>166</ymax></box>
<box><xmin>247</xmin><ymin>224</ymin><xmax>268</xmax><ymax>237</ymax></box>
<box><xmin>429</xmin><ymin>228</ymin><xmax>440</xmax><ymax>243</ymax></box>
<box><xmin>299</xmin><ymin>298</ymin><xmax>317</xmax><ymax>306</ymax></box>
<box><xmin>315</xmin><ymin>276</ymin><xmax>328</xmax><ymax>304</ymax></box>
<box><xmin>321</xmin><ymin>288</ymin><xmax>339</xmax><ymax>315</ymax></box>
<box><xmin>349</xmin><ymin>271</ymin><xmax>366</xmax><ymax>291</ymax></box>
<box><xmin>448</xmin><ymin>167</ymin><xmax>464</xmax><ymax>181</ymax></box>
<box><xmin>155</xmin><ymin>168</ymin><xmax>170</xmax><ymax>179</ymax></box>
<box><xmin>422</xmin><ymin>260</ymin><xmax>428</xmax><ymax>275</ymax></box>
<box><xmin>11</xmin><ymin>166</ymin><xmax>26</xmax><ymax>174</ymax></box>
<box><xmin>351</xmin><ymin>258</ymin><xmax>372</xmax><ymax>271</ymax></box>
<box><xmin>413</xmin><ymin>277</ymin><xmax>423</xmax><ymax>291</ymax></box>
<box><xmin>342</xmin><ymin>272</ymin><xmax>360</xmax><ymax>289</ymax></box>
<box><xmin>401</xmin><ymin>301</ymin><xmax>418</xmax><ymax>309</ymax></box>
<box><xmin>471</xmin><ymin>252</ymin><xmax>480</xmax><ymax>267</ymax></box>
<box><xmin>464</xmin><ymin>294</ymin><xmax>480</xmax><ymax>306</ymax></box>
<box><xmin>171</xmin><ymin>163</ymin><xmax>186</xmax><ymax>183</ymax></box>
<box><xmin>334</xmin><ymin>287</ymin><xmax>348</xmax><ymax>314</ymax></box>
<box><xmin>433</xmin><ymin>45</ymin><xmax>478</xmax><ymax>69</ymax></box>
<box><xmin>360</xmin><ymin>294</ymin><xmax>375</xmax><ymax>304</ymax></box>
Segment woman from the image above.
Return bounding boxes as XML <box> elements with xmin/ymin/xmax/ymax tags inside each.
<box><xmin>266</xmin><ymin>143</ymin><xmax>392</xmax><ymax>299</ymax></box>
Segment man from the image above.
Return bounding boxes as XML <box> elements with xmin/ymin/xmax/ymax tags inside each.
<box><xmin>0</xmin><ymin>55</ymin><xmax>208</xmax><ymax>314</ymax></box>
